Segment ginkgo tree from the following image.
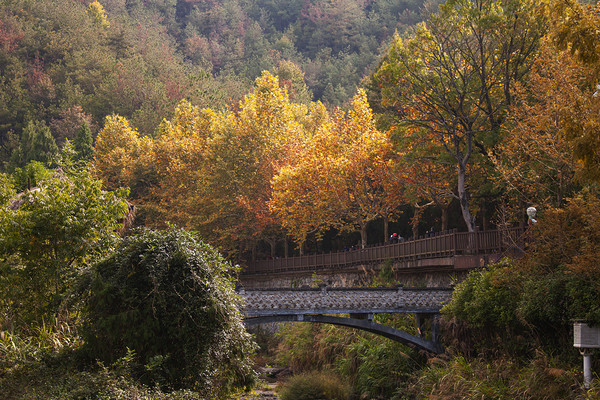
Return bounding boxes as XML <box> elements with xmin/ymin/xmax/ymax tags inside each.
<box><xmin>93</xmin><ymin>114</ymin><xmax>154</xmax><ymax>201</ymax></box>
<box><xmin>270</xmin><ymin>90</ymin><xmax>404</xmax><ymax>249</ymax></box>
<box><xmin>371</xmin><ymin>0</ymin><xmax>547</xmax><ymax>231</ymax></box>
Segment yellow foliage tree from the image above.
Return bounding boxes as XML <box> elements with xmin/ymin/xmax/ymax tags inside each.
<box><xmin>93</xmin><ymin>115</ymin><xmax>152</xmax><ymax>195</ymax></box>
<box><xmin>390</xmin><ymin>128</ymin><xmax>456</xmax><ymax>235</ymax></box>
<box><xmin>194</xmin><ymin>71</ymin><xmax>312</xmax><ymax>258</ymax></box>
<box><xmin>149</xmin><ymin>101</ymin><xmax>217</xmax><ymax>226</ymax></box>
<box><xmin>87</xmin><ymin>1</ymin><xmax>110</xmax><ymax>28</ymax></box>
<box><xmin>270</xmin><ymin>90</ymin><xmax>404</xmax><ymax>249</ymax></box>
<box><xmin>92</xmin><ymin>72</ymin><xmax>323</xmax><ymax>260</ymax></box>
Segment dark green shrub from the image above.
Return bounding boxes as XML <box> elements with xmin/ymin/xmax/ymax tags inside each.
<box><xmin>442</xmin><ymin>261</ymin><xmax>521</xmax><ymax>330</ymax></box>
<box><xmin>279</xmin><ymin>371</ymin><xmax>350</xmax><ymax>400</ymax></box>
<box><xmin>82</xmin><ymin>227</ymin><xmax>256</xmax><ymax>396</ymax></box>
<box><xmin>517</xmin><ymin>271</ymin><xmax>600</xmax><ymax>354</ymax></box>
<box><xmin>440</xmin><ymin>260</ymin><xmax>534</xmax><ymax>356</ymax></box>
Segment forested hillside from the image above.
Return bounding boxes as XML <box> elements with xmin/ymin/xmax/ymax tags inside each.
<box><xmin>2</xmin><ymin>0</ymin><xmax>600</xmax><ymax>398</ymax></box>
<box><xmin>0</xmin><ymin>0</ymin><xmax>434</xmax><ymax>170</ymax></box>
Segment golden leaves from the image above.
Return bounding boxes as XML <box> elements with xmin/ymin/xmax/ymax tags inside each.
<box><xmin>86</xmin><ymin>1</ymin><xmax>109</xmax><ymax>28</ymax></box>
<box><xmin>93</xmin><ymin>115</ymin><xmax>149</xmax><ymax>190</ymax></box>
<box><xmin>269</xmin><ymin>90</ymin><xmax>401</xmax><ymax>246</ymax></box>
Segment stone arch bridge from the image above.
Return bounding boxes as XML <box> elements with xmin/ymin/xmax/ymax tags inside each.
<box><xmin>240</xmin><ymin>286</ymin><xmax>453</xmax><ymax>353</ymax></box>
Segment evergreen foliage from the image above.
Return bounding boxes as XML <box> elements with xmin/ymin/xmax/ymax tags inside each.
<box><xmin>11</xmin><ymin>120</ymin><xmax>58</xmax><ymax>168</ymax></box>
<box><xmin>31</xmin><ymin>121</ymin><xmax>59</xmax><ymax>165</ymax></box>
<box><xmin>73</xmin><ymin>122</ymin><xmax>94</xmax><ymax>161</ymax></box>
<box><xmin>82</xmin><ymin>227</ymin><xmax>257</xmax><ymax>394</ymax></box>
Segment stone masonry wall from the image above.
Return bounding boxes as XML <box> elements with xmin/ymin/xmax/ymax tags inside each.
<box><xmin>239</xmin><ymin>261</ymin><xmax>469</xmax><ymax>289</ymax></box>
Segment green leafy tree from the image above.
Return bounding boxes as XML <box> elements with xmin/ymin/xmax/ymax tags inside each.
<box><xmin>371</xmin><ymin>0</ymin><xmax>547</xmax><ymax>231</ymax></box>
<box><xmin>83</xmin><ymin>227</ymin><xmax>257</xmax><ymax>394</ymax></box>
<box><xmin>0</xmin><ymin>172</ymin><xmax>15</xmax><ymax>205</ymax></box>
<box><xmin>10</xmin><ymin>160</ymin><xmax>53</xmax><ymax>192</ymax></box>
<box><xmin>73</xmin><ymin>122</ymin><xmax>94</xmax><ymax>161</ymax></box>
<box><xmin>0</xmin><ymin>168</ymin><xmax>129</xmax><ymax>327</ymax></box>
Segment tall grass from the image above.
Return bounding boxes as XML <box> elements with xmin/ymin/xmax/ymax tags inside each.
<box><xmin>279</xmin><ymin>371</ymin><xmax>351</xmax><ymax>400</ymax></box>
<box><xmin>0</xmin><ymin>316</ymin><xmax>80</xmax><ymax>368</ymax></box>
<box><xmin>403</xmin><ymin>350</ymin><xmax>588</xmax><ymax>399</ymax></box>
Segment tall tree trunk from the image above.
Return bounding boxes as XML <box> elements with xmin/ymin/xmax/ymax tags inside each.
<box><xmin>412</xmin><ymin>206</ymin><xmax>421</xmax><ymax>238</ymax></box>
<box><xmin>383</xmin><ymin>214</ymin><xmax>389</xmax><ymax>244</ymax></box>
<box><xmin>267</xmin><ymin>239</ymin><xmax>276</xmax><ymax>258</ymax></box>
<box><xmin>359</xmin><ymin>221</ymin><xmax>368</xmax><ymax>249</ymax></box>
<box><xmin>441</xmin><ymin>202</ymin><xmax>449</xmax><ymax>232</ymax></box>
<box><xmin>457</xmin><ymin>163</ymin><xmax>475</xmax><ymax>232</ymax></box>
<box><xmin>284</xmin><ymin>236</ymin><xmax>289</xmax><ymax>258</ymax></box>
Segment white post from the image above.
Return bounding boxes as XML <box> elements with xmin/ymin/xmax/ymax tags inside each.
<box><xmin>582</xmin><ymin>349</ymin><xmax>593</xmax><ymax>389</ymax></box>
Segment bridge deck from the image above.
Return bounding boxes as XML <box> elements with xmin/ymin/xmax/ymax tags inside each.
<box><xmin>240</xmin><ymin>286</ymin><xmax>453</xmax><ymax>316</ymax></box>
<box><xmin>244</xmin><ymin>227</ymin><xmax>525</xmax><ymax>275</ymax></box>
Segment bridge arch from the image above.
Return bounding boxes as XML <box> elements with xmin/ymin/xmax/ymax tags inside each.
<box><xmin>245</xmin><ymin>313</ymin><xmax>443</xmax><ymax>354</ymax></box>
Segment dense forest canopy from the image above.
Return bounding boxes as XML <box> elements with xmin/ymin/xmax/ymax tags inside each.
<box><xmin>0</xmin><ymin>0</ymin><xmax>436</xmax><ymax>171</ymax></box>
<box><xmin>2</xmin><ymin>0</ymin><xmax>600</xmax><ymax>398</ymax></box>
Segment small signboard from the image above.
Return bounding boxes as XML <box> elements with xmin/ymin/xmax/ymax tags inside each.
<box><xmin>574</xmin><ymin>322</ymin><xmax>600</xmax><ymax>348</ymax></box>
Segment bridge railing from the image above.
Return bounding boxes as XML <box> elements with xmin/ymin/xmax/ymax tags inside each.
<box><xmin>244</xmin><ymin>227</ymin><xmax>526</xmax><ymax>275</ymax></box>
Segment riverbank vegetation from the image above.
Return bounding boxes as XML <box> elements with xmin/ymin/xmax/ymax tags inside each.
<box><xmin>2</xmin><ymin>0</ymin><xmax>600</xmax><ymax>398</ymax></box>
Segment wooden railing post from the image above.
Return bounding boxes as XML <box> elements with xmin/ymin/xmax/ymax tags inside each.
<box><xmin>453</xmin><ymin>229</ymin><xmax>457</xmax><ymax>256</ymax></box>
